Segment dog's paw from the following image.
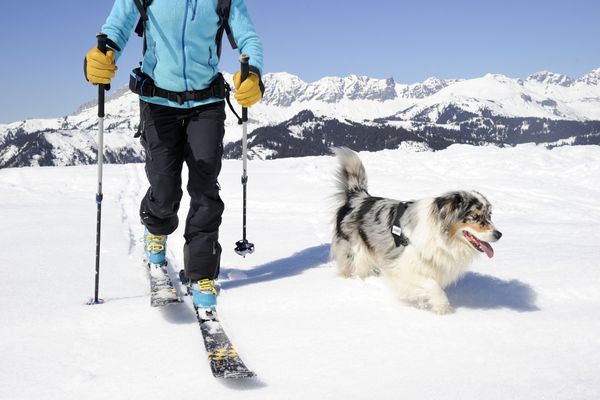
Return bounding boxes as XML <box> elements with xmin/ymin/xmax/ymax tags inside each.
<box><xmin>337</xmin><ymin>269</ymin><xmax>354</xmax><ymax>279</ymax></box>
<box><xmin>414</xmin><ymin>299</ymin><xmax>429</xmax><ymax>310</ymax></box>
<box><xmin>430</xmin><ymin>301</ymin><xmax>453</xmax><ymax>315</ymax></box>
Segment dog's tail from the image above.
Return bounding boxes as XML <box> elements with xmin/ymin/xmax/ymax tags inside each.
<box><xmin>332</xmin><ymin>147</ymin><xmax>368</xmax><ymax>202</ymax></box>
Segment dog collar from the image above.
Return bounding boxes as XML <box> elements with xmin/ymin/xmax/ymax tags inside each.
<box><xmin>392</xmin><ymin>202</ymin><xmax>410</xmax><ymax>247</ymax></box>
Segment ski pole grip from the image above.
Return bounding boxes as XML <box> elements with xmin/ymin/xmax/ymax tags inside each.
<box><xmin>96</xmin><ymin>33</ymin><xmax>110</xmax><ymax>106</ymax></box>
<box><xmin>240</xmin><ymin>54</ymin><xmax>250</xmax><ymax>83</ymax></box>
<box><xmin>239</xmin><ymin>54</ymin><xmax>250</xmax><ymax>122</ymax></box>
<box><xmin>97</xmin><ymin>33</ymin><xmax>108</xmax><ymax>54</ymax></box>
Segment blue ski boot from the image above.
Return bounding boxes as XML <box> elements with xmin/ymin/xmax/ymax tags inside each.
<box><xmin>144</xmin><ymin>228</ymin><xmax>167</xmax><ymax>265</ymax></box>
<box><xmin>190</xmin><ymin>279</ymin><xmax>217</xmax><ymax>310</ymax></box>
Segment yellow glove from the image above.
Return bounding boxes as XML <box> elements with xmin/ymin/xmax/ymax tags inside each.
<box><xmin>233</xmin><ymin>71</ymin><xmax>263</xmax><ymax>107</ymax></box>
<box><xmin>84</xmin><ymin>47</ymin><xmax>117</xmax><ymax>85</ymax></box>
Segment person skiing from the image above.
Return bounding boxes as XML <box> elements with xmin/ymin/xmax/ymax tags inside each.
<box><xmin>84</xmin><ymin>0</ymin><xmax>264</xmax><ymax>309</ymax></box>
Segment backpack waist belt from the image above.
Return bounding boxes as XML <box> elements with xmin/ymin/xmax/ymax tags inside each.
<box><xmin>129</xmin><ymin>67</ymin><xmax>228</xmax><ymax>105</ymax></box>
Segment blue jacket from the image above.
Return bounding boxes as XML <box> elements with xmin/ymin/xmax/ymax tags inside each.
<box><xmin>102</xmin><ymin>0</ymin><xmax>264</xmax><ymax>108</ymax></box>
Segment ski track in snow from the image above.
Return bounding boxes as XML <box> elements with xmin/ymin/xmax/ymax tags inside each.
<box><xmin>0</xmin><ymin>144</ymin><xmax>599</xmax><ymax>400</ymax></box>
<box><xmin>117</xmin><ymin>164</ymin><xmax>143</xmax><ymax>256</ymax></box>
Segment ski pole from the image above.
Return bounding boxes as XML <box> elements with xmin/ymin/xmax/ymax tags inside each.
<box><xmin>234</xmin><ymin>54</ymin><xmax>255</xmax><ymax>257</ymax></box>
<box><xmin>88</xmin><ymin>33</ymin><xmax>109</xmax><ymax>305</ymax></box>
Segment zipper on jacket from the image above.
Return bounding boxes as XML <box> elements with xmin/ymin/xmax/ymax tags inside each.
<box><xmin>182</xmin><ymin>0</ymin><xmax>190</xmax><ymax>92</ymax></box>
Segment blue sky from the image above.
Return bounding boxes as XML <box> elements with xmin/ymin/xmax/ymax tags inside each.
<box><xmin>0</xmin><ymin>0</ymin><xmax>598</xmax><ymax>123</ymax></box>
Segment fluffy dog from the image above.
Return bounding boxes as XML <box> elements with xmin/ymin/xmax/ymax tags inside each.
<box><xmin>331</xmin><ymin>147</ymin><xmax>502</xmax><ymax>314</ymax></box>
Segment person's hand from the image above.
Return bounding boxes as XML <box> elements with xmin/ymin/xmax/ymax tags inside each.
<box><xmin>233</xmin><ymin>71</ymin><xmax>263</xmax><ymax>107</ymax></box>
<box><xmin>84</xmin><ymin>47</ymin><xmax>117</xmax><ymax>85</ymax></box>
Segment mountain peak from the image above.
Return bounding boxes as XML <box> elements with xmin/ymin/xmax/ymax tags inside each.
<box><xmin>576</xmin><ymin>68</ymin><xmax>600</xmax><ymax>85</ymax></box>
<box><xmin>423</xmin><ymin>76</ymin><xmax>444</xmax><ymax>84</ymax></box>
<box><xmin>261</xmin><ymin>73</ymin><xmax>397</xmax><ymax>106</ymax></box>
<box><xmin>400</xmin><ymin>76</ymin><xmax>450</xmax><ymax>99</ymax></box>
<box><xmin>527</xmin><ymin>71</ymin><xmax>574</xmax><ymax>86</ymax></box>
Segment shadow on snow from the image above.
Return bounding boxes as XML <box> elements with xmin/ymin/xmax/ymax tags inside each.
<box><xmin>219</xmin><ymin>244</ymin><xmax>331</xmax><ymax>290</ymax></box>
<box><xmin>447</xmin><ymin>272</ymin><xmax>539</xmax><ymax>312</ymax></box>
<box><xmin>163</xmin><ymin>242</ymin><xmax>537</xmax><ymax>319</ymax></box>
<box><xmin>218</xmin><ymin>244</ymin><xmax>538</xmax><ymax>312</ymax></box>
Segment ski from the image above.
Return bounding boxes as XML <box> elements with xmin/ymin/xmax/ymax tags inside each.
<box><xmin>147</xmin><ymin>261</ymin><xmax>182</xmax><ymax>307</ymax></box>
<box><xmin>180</xmin><ymin>271</ymin><xmax>255</xmax><ymax>378</ymax></box>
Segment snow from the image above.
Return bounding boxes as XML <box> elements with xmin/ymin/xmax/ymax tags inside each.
<box><xmin>527</xmin><ymin>71</ymin><xmax>574</xmax><ymax>87</ymax></box>
<box><xmin>1</xmin><ymin>145</ymin><xmax>599</xmax><ymax>399</ymax></box>
<box><xmin>577</xmin><ymin>68</ymin><xmax>600</xmax><ymax>86</ymax></box>
<box><xmin>287</xmin><ymin>120</ymin><xmax>322</xmax><ymax>139</ymax></box>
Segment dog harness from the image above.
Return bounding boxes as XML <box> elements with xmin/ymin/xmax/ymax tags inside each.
<box><xmin>391</xmin><ymin>202</ymin><xmax>410</xmax><ymax>247</ymax></box>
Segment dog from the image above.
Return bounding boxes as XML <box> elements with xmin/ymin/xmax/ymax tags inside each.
<box><xmin>331</xmin><ymin>147</ymin><xmax>502</xmax><ymax>314</ymax></box>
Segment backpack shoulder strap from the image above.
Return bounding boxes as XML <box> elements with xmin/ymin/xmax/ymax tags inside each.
<box><xmin>133</xmin><ymin>0</ymin><xmax>149</xmax><ymax>37</ymax></box>
<box><xmin>216</xmin><ymin>0</ymin><xmax>238</xmax><ymax>58</ymax></box>
<box><xmin>132</xmin><ymin>0</ymin><xmax>236</xmax><ymax>58</ymax></box>
<box><xmin>133</xmin><ymin>0</ymin><xmax>152</xmax><ymax>54</ymax></box>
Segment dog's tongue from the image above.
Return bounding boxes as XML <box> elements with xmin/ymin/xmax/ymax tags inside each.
<box><xmin>480</xmin><ymin>240</ymin><xmax>494</xmax><ymax>258</ymax></box>
<box><xmin>464</xmin><ymin>231</ymin><xmax>495</xmax><ymax>258</ymax></box>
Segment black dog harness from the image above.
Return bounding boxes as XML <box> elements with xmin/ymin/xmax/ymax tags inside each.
<box><xmin>391</xmin><ymin>202</ymin><xmax>410</xmax><ymax>247</ymax></box>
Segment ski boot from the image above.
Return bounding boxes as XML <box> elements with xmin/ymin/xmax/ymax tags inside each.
<box><xmin>144</xmin><ymin>228</ymin><xmax>167</xmax><ymax>265</ymax></box>
<box><xmin>190</xmin><ymin>278</ymin><xmax>218</xmax><ymax>310</ymax></box>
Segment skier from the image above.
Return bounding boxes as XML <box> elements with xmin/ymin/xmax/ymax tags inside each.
<box><xmin>84</xmin><ymin>0</ymin><xmax>264</xmax><ymax>309</ymax></box>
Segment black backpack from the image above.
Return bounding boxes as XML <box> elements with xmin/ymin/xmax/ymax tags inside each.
<box><xmin>132</xmin><ymin>0</ymin><xmax>238</xmax><ymax>57</ymax></box>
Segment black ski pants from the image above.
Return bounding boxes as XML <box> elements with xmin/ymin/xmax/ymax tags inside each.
<box><xmin>139</xmin><ymin>100</ymin><xmax>225</xmax><ymax>281</ymax></box>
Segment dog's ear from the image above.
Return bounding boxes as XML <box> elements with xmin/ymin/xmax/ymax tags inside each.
<box><xmin>435</xmin><ymin>193</ymin><xmax>462</xmax><ymax>217</ymax></box>
<box><xmin>434</xmin><ymin>193</ymin><xmax>463</xmax><ymax>229</ymax></box>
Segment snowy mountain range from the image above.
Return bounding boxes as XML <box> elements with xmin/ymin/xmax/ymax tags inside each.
<box><xmin>1</xmin><ymin>68</ymin><xmax>600</xmax><ymax>167</ymax></box>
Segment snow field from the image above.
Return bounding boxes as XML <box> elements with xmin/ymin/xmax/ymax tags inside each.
<box><xmin>0</xmin><ymin>144</ymin><xmax>599</xmax><ymax>399</ymax></box>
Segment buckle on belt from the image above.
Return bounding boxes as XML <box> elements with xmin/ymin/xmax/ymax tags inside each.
<box><xmin>145</xmin><ymin>83</ymin><xmax>156</xmax><ymax>98</ymax></box>
<box><xmin>167</xmin><ymin>92</ymin><xmax>184</xmax><ymax>105</ymax></box>
<box><xmin>135</xmin><ymin>77</ymin><xmax>155</xmax><ymax>98</ymax></box>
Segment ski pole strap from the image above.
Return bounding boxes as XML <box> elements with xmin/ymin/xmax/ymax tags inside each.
<box><xmin>130</xmin><ymin>68</ymin><xmax>227</xmax><ymax>105</ymax></box>
<box><xmin>224</xmin><ymin>88</ymin><xmax>243</xmax><ymax>125</ymax></box>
